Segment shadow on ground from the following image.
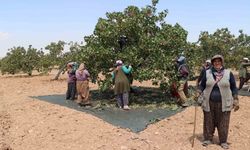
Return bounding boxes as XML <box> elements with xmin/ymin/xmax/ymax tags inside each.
<box><xmin>33</xmin><ymin>86</ymin><xmax>187</xmax><ymax>133</ymax></box>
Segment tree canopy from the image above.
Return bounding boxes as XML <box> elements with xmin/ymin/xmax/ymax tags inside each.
<box><xmin>0</xmin><ymin>0</ymin><xmax>250</xmax><ymax>91</ymax></box>
<box><xmin>78</xmin><ymin>0</ymin><xmax>188</xmax><ymax>91</ymax></box>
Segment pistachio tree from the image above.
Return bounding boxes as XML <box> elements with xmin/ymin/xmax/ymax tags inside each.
<box><xmin>197</xmin><ymin>28</ymin><xmax>250</xmax><ymax>68</ymax></box>
<box><xmin>78</xmin><ymin>0</ymin><xmax>188</xmax><ymax>91</ymax></box>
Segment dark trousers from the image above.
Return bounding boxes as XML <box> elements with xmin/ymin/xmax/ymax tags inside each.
<box><xmin>203</xmin><ymin>101</ymin><xmax>231</xmax><ymax>144</ymax></box>
<box><xmin>239</xmin><ymin>74</ymin><xmax>250</xmax><ymax>90</ymax></box>
<box><xmin>239</xmin><ymin>77</ymin><xmax>245</xmax><ymax>90</ymax></box>
<box><xmin>66</xmin><ymin>82</ymin><xmax>76</xmax><ymax>100</ymax></box>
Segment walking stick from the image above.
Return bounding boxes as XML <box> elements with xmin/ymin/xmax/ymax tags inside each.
<box><xmin>192</xmin><ymin>105</ymin><xmax>197</xmax><ymax>148</ymax></box>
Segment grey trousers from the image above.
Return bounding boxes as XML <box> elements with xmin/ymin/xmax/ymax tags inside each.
<box><xmin>116</xmin><ymin>92</ymin><xmax>129</xmax><ymax>108</ymax></box>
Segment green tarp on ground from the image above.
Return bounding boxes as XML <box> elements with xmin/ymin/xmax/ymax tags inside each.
<box><xmin>34</xmin><ymin>94</ymin><xmax>183</xmax><ymax>133</ymax></box>
<box><xmin>33</xmin><ymin>87</ymin><xmax>185</xmax><ymax>133</ymax></box>
<box><xmin>33</xmin><ymin>86</ymin><xmax>250</xmax><ymax>133</ymax></box>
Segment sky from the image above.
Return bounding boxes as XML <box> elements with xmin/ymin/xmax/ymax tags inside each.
<box><xmin>0</xmin><ymin>0</ymin><xmax>250</xmax><ymax>57</ymax></box>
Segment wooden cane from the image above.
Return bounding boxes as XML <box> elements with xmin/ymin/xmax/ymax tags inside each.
<box><xmin>192</xmin><ymin>105</ymin><xmax>197</xmax><ymax>147</ymax></box>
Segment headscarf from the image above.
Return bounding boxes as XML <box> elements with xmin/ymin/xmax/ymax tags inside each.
<box><xmin>211</xmin><ymin>54</ymin><xmax>224</xmax><ymax>65</ymax></box>
<box><xmin>211</xmin><ymin>55</ymin><xmax>225</xmax><ymax>83</ymax></box>
<box><xmin>78</xmin><ymin>63</ymin><xmax>85</xmax><ymax>71</ymax></box>
<box><xmin>115</xmin><ymin>60</ymin><xmax>123</xmax><ymax>66</ymax></box>
<box><xmin>177</xmin><ymin>56</ymin><xmax>186</xmax><ymax>65</ymax></box>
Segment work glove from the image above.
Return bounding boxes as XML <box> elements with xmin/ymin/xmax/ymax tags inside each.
<box><xmin>194</xmin><ymin>90</ymin><xmax>203</xmax><ymax>106</ymax></box>
<box><xmin>197</xmin><ymin>95</ymin><xmax>204</xmax><ymax>106</ymax></box>
<box><xmin>233</xmin><ymin>95</ymin><xmax>239</xmax><ymax>112</ymax></box>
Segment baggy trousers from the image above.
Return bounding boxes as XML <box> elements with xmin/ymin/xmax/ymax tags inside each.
<box><xmin>203</xmin><ymin>101</ymin><xmax>231</xmax><ymax>143</ymax></box>
<box><xmin>76</xmin><ymin>80</ymin><xmax>90</xmax><ymax>104</ymax></box>
<box><xmin>116</xmin><ymin>92</ymin><xmax>129</xmax><ymax>108</ymax></box>
<box><xmin>239</xmin><ymin>77</ymin><xmax>246</xmax><ymax>90</ymax></box>
<box><xmin>177</xmin><ymin>80</ymin><xmax>188</xmax><ymax>104</ymax></box>
<box><xmin>66</xmin><ymin>82</ymin><xmax>76</xmax><ymax>100</ymax></box>
<box><xmin>239</xmin><ymin>73</ymin><xmax>250</xmax><ymax>90</ymax></box>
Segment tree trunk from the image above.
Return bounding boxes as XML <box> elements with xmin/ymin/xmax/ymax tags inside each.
<box><xmin>52</xmin><ymin>63</ymin><xmax>68</xmax><ymax>80</ymax></box>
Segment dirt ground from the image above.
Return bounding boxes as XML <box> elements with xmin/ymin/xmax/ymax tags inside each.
<box><xmin>0</xmin><ymin>70</ymin><xmax>250</xmax><ymax>150</ymax></box>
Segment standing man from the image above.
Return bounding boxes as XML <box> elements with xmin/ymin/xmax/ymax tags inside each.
<box><xmin>176</xmin><ymin>56</ymin><xmax>189</xmax><ymax>107</ymax></box>
<box><xmin>196</xmin><ymin>59</ymin><xmax>211</xmax><ymax>87</ymax></box>
<box><xmin>238</xmin><ymin>57</ymin><xmax>250</xmax><ymax>90</ymax></box>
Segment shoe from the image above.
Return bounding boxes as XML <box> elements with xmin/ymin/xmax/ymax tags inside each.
<box><xmin>123</xmin><ymin>105</ymin><xmax>130</xmax><ymax>110</ymax></box>
<box><xmin>181</xmin><ymin>102</ymin><xmax>189</xmax><ymax>107</ymax></box>
<box><xmin>221</xmin><ymin>143</ymin><xmax>229</xmax><ymax>149</ymax></box>
<box><xmin>202</xmin><ymin>140</ymin><xmax>212</xmax><ymax>147</ymax></box>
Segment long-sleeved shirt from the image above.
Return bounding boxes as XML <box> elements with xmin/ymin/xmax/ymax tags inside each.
<box><xmin>76</xmin><ymin>69</ymin><xmax>90</xmax><ymax>81</ymax></box>
<box><xmin>239</xmin><ymin>62</ymin><xmax>250</xmax><ymax>78</ymax></box>
<box><xmin>67</xmin><ymin>70</ymin><xmax>76</xmax><ymax>83</ymax></box>
<box><xmin>112</xmin><ymin>65</ymin><xmax>132</xmax><ymax>79</ymax></box>
<box><xmin>197</xmin><ymin>65</ymin><xmax>211</xmax><ymax>85</ymax></box>
<box><xmin>199</xmin><ymin>67</ymin><xmax>238</xmax><ymax>102</ymax></box>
